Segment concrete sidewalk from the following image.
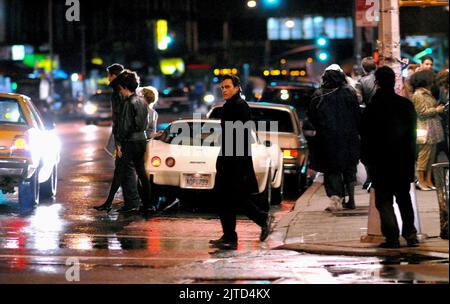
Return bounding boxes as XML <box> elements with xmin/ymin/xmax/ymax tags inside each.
<box><xmin>270</xmin><ymin>182</ymin><xmax>449</xmax><ymax>259</ymax></box>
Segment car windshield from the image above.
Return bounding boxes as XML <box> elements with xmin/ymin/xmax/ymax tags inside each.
<box><xmin>160</xmin><ymin>122</ymin><xmax>222</xmax><ymax>146</ymax></box>
<box><xmin>160</xmin><ymin>122</ymin><xmax>257</xmax><ymax>146</ymax></box>
<box><xmin>0</xmin><ymin>98</ymin><xmax>27</xmax><ymax>125</ymax></box>
<box><xmin>208</xmin><ymin>107</ymin><xmax>294</xmax><ymax>133</ymax></box>
<box><xmin>260</xmin><ymin>87</ymin><xmax>316</xmax><ymax>120</ymax></box>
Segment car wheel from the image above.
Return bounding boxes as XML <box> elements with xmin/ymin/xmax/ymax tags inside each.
<box><xmin>18</xmin><ymin>171</ymin><xmax>40</xmax><ymax>210</ymax></box>
<box><xmin>271</xmin><ymin>172</ymin><xmax>284</xmax><ymax>205</ymax></box>
<box><xmin>86</xmin><ymin>120</ymin><xmax>92</xmax><ymax>125</ymax></box>
<box><xmin>40</xmin><ymin>165</ymin><xmax>58</xmax><ymax>199</ymax></box>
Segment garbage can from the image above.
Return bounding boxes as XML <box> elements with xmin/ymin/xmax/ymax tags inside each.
<box><xmin>432</xmin><ymin>162</ymin><xmax>449</xmax><ymax>240</ymax></box>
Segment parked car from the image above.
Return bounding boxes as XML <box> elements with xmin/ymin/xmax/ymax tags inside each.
<box><xmin>145</xmin><ymin>119</ymin><xmax>284</xmax><ymax>207</ymax></box>
<box><xmin>51</xmin><ymin>98</ymin><xmax>84</xmax><ymax>121</ymax></box>
<box><xmin>83</xmin><ymin>91</ymin><xmax>112</xmax><ymax>125</ymax></box>
<box><xmin>208</xmin><ymin>102</ymin><xmax>310</xmax><ymax>193</ymax></box>
<box><xmin>0</xmin><ymin>93</ymin><xmax>61</xmax><ymax>209</ymax></box>
<box><xmin>258</xmin><ymin>81</ymin><xmax>319</xmax><ymax>121</ymax></box>
<box><xmin>155</xmin><ymin>88</ymin><xmax>191</xmax><ymax>113</ymax></box>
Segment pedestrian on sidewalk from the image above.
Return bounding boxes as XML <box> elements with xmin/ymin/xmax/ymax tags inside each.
<box><xmin>115</xmin><ymin>70</ymin><xmax>151</xmax><ymax>213</ymax></box>
<box><xmin>309</xmin><ymin>64</ymin><xmax>361</xmax><ymax>212</ymax></box>
<box><xmin>361</xmin><ymin>66</ymin><xmax>419</xmax><ymax>248</ymax></box>
<box><xmin>355</xmin><ymin>57</ymin><xmax>378</xmax><ymax>192</ymax></box>
<box><xmin>410</xmin><ymin>70</ymin><xmax>445</xmax><ymax>191</ymax></box>
<box><xmin>436</xmin><ymin>70</ymin><xmax>449</xmax><ymax>158</ymax></box>
<box><xmin>94</xmin><ymin>63</ymin><xmax>125</xmax><ymax>213</ymax></box>
<box><xmin>210</xmin><ymin>74</ymin><xmax>272</xmax><ymax>250</ymax></box>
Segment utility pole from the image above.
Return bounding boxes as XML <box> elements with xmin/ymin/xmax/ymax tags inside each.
<box><xmin>378</xmin><ymin>0</ymin><xmax>403</xmax><ymax>94</ymax></box>
<box><xmin>80</xmin><ymin>24</ymin><xmax>87</xmax><ymax>100</ymax></box>
<box><xmin>48</xmin><ymin>0</ymin><xmax>54</xmax><ymax>104</ymax></box>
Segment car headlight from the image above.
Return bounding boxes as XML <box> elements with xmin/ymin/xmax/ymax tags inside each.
<box><xmin>203</xmin><ymin>94</ymin><xmax>215</xmax><ymax>104</ymax></box>
<box><xmin>84</xmin><ymin>103</ymin><xmax>98</xmax><ymax>115</ymax></box>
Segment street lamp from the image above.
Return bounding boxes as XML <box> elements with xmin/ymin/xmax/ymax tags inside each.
<box><xmin>247</xmin><ymin>0</ymin><xmax>257</xmax><ymax>8</ymax></box>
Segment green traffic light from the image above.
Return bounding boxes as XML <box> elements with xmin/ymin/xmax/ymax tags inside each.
<box><xmin>12</xmin><ymin>82</ymin><xmax>18</xmax><ymax>91</ymax></box>
<box><xmin>318</xmin><ymin>52</ymin><xmax>329</xmax><ymax>62</ymax></box>
<box><xmin>316</xmin><ymin>37</ymin><xmax>328</xmax><ymax>47</ymax></box>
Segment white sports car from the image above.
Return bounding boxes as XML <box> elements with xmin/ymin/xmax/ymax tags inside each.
<box><xmin>145</xmin><ymin>119</ymin><xmax>284</xmax><ymax>206</ymax></box>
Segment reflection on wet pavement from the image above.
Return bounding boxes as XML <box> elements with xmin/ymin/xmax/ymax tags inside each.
<box><xmin>0</xmin><ymin>121</ymin><xmax>448</xmax><ymax>284</ymax></box>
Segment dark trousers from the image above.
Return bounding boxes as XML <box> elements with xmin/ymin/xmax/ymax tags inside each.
<box><xmin>374</xmin><ymin>181</ymin><xmax>417</xmax><ymax>243</ymax></box>
<box><xmin>104</xmin><ymin>157</ymin><xmax>123</xmax><ymax>205</ymax></box>
<box><xmin>323</xmin><ymin>167</ymin><xmax>356</xmax><ymax>198</ymax></box>
<box><xmin>216</xmin><ymin>174</ymin><xmax>268</xmax><ymax>241</ymax></box>
<box><xmin>121</xmin><ymin>141</ymin><xmax>151</xmax><ymax>208</ymax></box>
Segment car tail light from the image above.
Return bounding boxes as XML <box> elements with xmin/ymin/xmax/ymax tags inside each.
<box><xmin>151</xmin><ymin>157</ymin><xmax>162</xmax><ymax>167</ymax></box>
<box><xmin>166</xmin><ymin>157</ymin><xmax>176</xmax><ymax>168</ymax></box>
<box><xmin>283</xmin><ymin>149</ymin><xmax>299</xmax><ymax>159</ymax></box>
<box><xmin>11</xmin><ymin>136</ymin><xmax>29</xmax><ymax>156</ymax></box>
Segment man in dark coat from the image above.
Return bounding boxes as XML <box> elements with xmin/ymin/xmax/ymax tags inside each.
<box><xmin>94</xmin><ymin>63</ymin><xmax>124</xmax><ymax>212</ymax></box>
<box><xmin>211</xmin><ymin>74</ymin><xmax>272</xmax><ymax>249</ymax></box>
<box><xmin>115</xmin><ymin>70</ymin><xmax>151</xmax><ymax>213</ymax></box>
<box><xmin>361</xmin><ymin>66</ymin><xmax>419</xmax><ymax>248</ymax></box>
<box><xmin>309</xmin><ymin>65</ymin><xmax>361</xmax><ymax>211</ymax></box>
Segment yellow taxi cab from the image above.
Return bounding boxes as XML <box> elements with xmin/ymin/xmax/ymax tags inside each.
<box><xmin>0</xmin><ymin>93</ymin><xmax>60</xmax><ymax>209</ymax></box>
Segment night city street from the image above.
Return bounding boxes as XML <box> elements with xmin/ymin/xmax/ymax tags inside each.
<box><xmin>0</xmin><ymin>0</ymin><xmax>449</xmax><ymax>298</ymax></box>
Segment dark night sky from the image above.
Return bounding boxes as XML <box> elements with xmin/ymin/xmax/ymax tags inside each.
<box><xmin>3</xmin><ymin>0</ymin><xmax>448</xmax><ymax>72</ymax></box>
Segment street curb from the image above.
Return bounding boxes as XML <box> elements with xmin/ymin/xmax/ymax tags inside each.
<box><xmin>267</xmin><ymin>182</ymin><xmax>323</xmax><ymax>248</ymax></box>
<box><xmin>269</xmin><ymin>183</ymin><xmax>450</xmax><ymax>259</ymax></box>
<box><xmin>280</xmin><ymin>243</ymin><xmax>450</xmax><ymax>259</ymax></box>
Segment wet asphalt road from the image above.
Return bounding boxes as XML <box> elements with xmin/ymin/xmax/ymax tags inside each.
<box><xmin>0</xmin><ymin>118</ymin><xmax>448</xmax><ymax>284</ymax></box>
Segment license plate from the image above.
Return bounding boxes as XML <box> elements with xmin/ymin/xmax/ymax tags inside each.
<box><xmin>184</xmin><ymin>174</ymin><xmax>211</xmax><ymax>188</ymax></box>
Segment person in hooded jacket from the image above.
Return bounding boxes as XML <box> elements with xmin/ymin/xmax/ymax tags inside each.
<box><xmin>308</xmin><ymin>65</ymin><xmax>361</xmax><ymax>212</ymax></box>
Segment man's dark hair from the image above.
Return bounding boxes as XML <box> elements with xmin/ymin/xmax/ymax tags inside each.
<box><xmin>107</xmin><ymin>63</ymin><xmax>124</xmax><ymax>76</ymax></box>
<box><xmin>410</xmin><ymin>69</ymin><xmax>436</xmax><ymax>91</ymax></box>
<box><xmin>116</xmin><ymin>69</ymin><xmax>140</xmax><ymax>92</ymax></box>
<box><xmin>422</xmin><ymin>56</ymin><xmax>434</xmax><ymax>64</ymax></box>
<box><xmin>361</xmin><ymin>57</ymin><xmax>377</xmax><ymax>73</ymax></box>
<box><xmin>375</xmin><ymin>66</ymin><xmax>396</xmax><ymax>89</ymax></box>
<box><xmin>221</xmin><ymin>74</ymin><xmax>241</xmax><ymax>88</ymax></box>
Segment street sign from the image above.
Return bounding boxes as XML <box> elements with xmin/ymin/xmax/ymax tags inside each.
<box><xmin>356</xmin><ymin>0</ymin><xmax>380</xmax><ymax>27</ymax></box>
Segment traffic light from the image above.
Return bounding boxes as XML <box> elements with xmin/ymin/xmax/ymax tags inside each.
<box><xmin>317</xmin><ymin>51</ymin><xmax>330</xmax><ymax>62</ymax></box>
<box><xmin>316</xmin><ymin>35</ymin><xmax>330</xmax><ymax>62</ymax></box>
<box><xmin>316</xmin><ymin>36</ymin><xmax>329</xmax><ymax>48</ymax></box>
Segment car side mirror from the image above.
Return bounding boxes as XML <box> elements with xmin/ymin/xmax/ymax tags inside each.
<box><xmin>264</xmin><ymin>140</ymin><xmax>272</xmax><ymax>147</ymax></box>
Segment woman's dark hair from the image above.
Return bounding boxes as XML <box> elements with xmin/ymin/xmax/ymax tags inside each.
<box><xmin>321</xmin><ymin>70</ymin><xmax>346</xmax><ymax>89</ymax></box>
<box><xmin>410</xmin><ymin>70</ymin><xmax>436</xmax><ymax>91</ymax></box>
<box><xmin>422</xmin><ymin>56</ymin><xmax>434</xmax><ymax>64</ymax></box>
<box><xmin>375</xmin><ymin>66</ymin><xmax>396</xmax><ymax>89</ymax></box>
<box><xmin>437</xmin><ymin>70</ymin><xmax>449</xmax><ymax>89</ymax></box>
<box><xmin>106</xmin><ymin>63</ymin><xmax>124</xmax><ymax>76</ymax></box>
<box><xmin>116</xmin><ymin>70</ymin><xmax>140</xmax><ymax>92</ymax></box>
